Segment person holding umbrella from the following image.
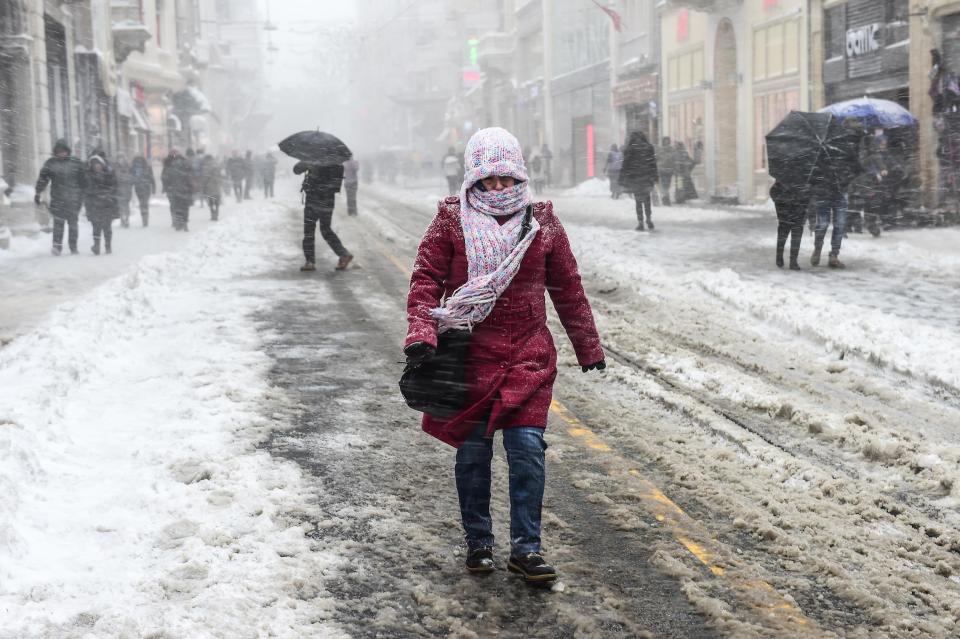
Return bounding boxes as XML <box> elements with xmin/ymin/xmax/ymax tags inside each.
<box><xmin>280</xmin><ymin>130</ymin><xmax>354</xmax><ymax>272</ymax></box>
<box><xmin>766</xmin><ymin>111</ymin><xmax>860</xmax><ymax>271</ymax></box>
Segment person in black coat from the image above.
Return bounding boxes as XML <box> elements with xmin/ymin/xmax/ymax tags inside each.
<box><xmin>226</xmin><ymin>151</ymin><xmax>246</xmax><ymax>203</ymax></box>
<box><xmin>34</xmin><ymin>139</ymin><xmax>87</xmax><ymax>255</ymax></box>
<box><xmin>294</xmin><ymin>160</ymin><xmax>353</xmax><ymax>272</ymax></box>
<box><xmin>84</xmin><ymin>155</ymin><xmax>119</xmax><ymax>255</ymax></box>
<box><xmin>130</xmin><ymin>156</ymin><xmax>155</xmax><ymax>227</ymax></box>
<box><xmin>770</xmin><ymin>180</ymin><xmax>809</xmax><ymax>270</ymax></box>
<box><xmin>618</xmin><ymin>131</ymin><xmax>659</xmax><ymax>230</ymax></box>
<box><xmin>161</xmin><ymin>149</ymin><xmax>195</xmax><ymax>231</ymax></box>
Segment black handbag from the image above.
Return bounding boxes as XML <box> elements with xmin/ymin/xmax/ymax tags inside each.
<box><xmin>399</xmin><ymin>328</ymin><xmax>472</xmax><ymax>417</ymax></box>
<box><xmin>399</xmin><ymin>205</ymin><xmax>534</xmax><ymax>417</ymax></box>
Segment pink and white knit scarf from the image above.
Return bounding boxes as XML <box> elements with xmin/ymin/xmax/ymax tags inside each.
<box><xmin>431</xmin><ymin>183</ymin><xmax>540</xmax><ymax>332</ymax></box>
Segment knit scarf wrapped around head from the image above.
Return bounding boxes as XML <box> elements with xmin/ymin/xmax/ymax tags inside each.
<box><xmin>430</xmin><ymin>128</ymin><xmax>540</xmax><ymax>332</ymax></box>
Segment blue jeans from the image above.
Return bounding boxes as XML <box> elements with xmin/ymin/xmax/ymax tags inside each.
<box><xmin>455</xmin><ymin>425</ymin><xmax>546</xmax><ymax>556</ymax></box>
<box><xmin>815</xmin><ymin>195</ymin><xmax>848</xmax><ymax>256</ymax></box>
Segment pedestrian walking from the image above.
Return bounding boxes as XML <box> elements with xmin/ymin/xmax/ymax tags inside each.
<box><xmin>674</xmin><ymin>142</ymin><xmax>698</xmax><ymax>203</ymax></box>
<box><xmin>604</xmin><ymin>144</ymin><xmax>623</xmax><ymax>199</ymax></box>
<box><xmin>83</xmin><ymin>154</ymin><xmax>119</xmax><ymax>255</ymax></box>
<box><xmin>243</xmin><ymin>150</ymin><xmax>255</xmax><ymax>199</ymax></box>
<box><xmin>226</xmin><ymin>151</ymin><xmax>246</xmax><ymax>203</ymax></box>
<box><xmin>403</xmin><ymin>127</ymin><xmax>605</xmax><ymax>584</ymax></box>
<box><xmin>261</xmin><ymin>152</ymin><xmax>278</xmax><ymax>198</ymax></box>
<box><xmin>856</xmin><ymin>134</ymin><xmax>903</xmax><ymax>238</ymax></box>
<box><xmin>771</xmin><ymin>180</ymin><xmax>809</xmax><ymax>270</ymax></box>
<box><xmin>161</xmin><ymin>149</ymin><xmax>194</xmax><ymax>231</ymax></box>
<box><xmin>294</xmin><ymin>160</ymin><xmax>353</xmax><ymax>272</ymax></box>
<box><xmin>114</xmin><ymin>155</ymin><xmax>134</xmax><ymax>228</ymax></box>
<box><xmin>529</xmin><ymin>154</ymin><xmax>545</xmax><ymax>195</ymax></box>
<box><xmin>656</xmin><ymin>137</ymin><xmax>676</xmax><ymax>205</ymax></box>
<box><xmin>199</xmin><ymin>155</ymin><xmax>223</xmax><ymax>221</ymax></box>
<box><xmin>34</xmin><ymin>139</ymin><xmax>86</xmax><ymax>255</ymax></box>
<box><xmin>540</xmin><ymin>143</ymin><xmax>553</xmax><ymax>186</ymax></box>
<box><xmin>810</xmin><ymin>180</ymin><xmax>849</xmax><ymax>269</ymax></box>
<box><xmin>130</xmin><ymin>156</ymin><xmax>155</xmax><ymax>227</ymax></box>
<box><xmin>343</xmin><ymin>155</ymin><xmax>360</xmax><ymax>216</ymax></box>
<box><xmin>442</xmin><ymin>147</ymin><xmax>461</xmax><ymax>196</ymax></box>
<box><xmin>619</xmin><ymin>131</ymin><xmax>659</xmax><ymax>231</ymax></box>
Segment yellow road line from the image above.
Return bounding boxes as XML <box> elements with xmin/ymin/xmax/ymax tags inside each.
<box><xmin>550</xmin><ymin>398</ymin><xmax>813</xmax><ymax>631</ymax></box>
<box><xmin>363</xmin><ymin>214</ymin><xmax>816</xmax><ymax>634</ymax></box>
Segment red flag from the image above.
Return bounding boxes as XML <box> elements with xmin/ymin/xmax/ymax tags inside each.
<box><xmin>591</xmin><ymin>0</ymin><xmax>622</xmax><ymax>32</ymax></box>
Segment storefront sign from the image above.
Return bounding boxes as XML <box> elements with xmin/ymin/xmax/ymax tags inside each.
<box><xmin>846</xmin><ymin>24</ymin><xmax>882</xmax><ymax>57</ymax></box>
<box><xmin>612</xmin><ymin>75</ymin><xmax>659</xmax><ymax>107</ymax></box>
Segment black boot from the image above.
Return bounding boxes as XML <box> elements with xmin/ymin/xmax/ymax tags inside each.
<box><xmin>646</xmin><ymin>216</ymin><xmax>654</xmax><ymax>231</ymax></box>
<box><xmin>776</xmin><ymin>251</ymin><xmax>784</xmax><ymax>269</ymax></box>
<box><xmin>465</xmin><ymin>547</ymin><xmax>495</xmax><ymax>574</ymax></box>
<box><xmin>91</xmin><ymin>239</ymin><xmax>100</xmax><ymax>256</ymax></box>
<box><xmin>508</xmin><ymin>552</ymin><xmax>557</xmax><ymax>583</ymax></box>
<box><xmin>811</xmin><ymin>242</ymin><xmax>823</xmax><ymax>266</ymax></box>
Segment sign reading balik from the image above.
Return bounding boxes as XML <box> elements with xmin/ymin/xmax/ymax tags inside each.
<box><xmin>846</xmin><ymin>24</ymin><xmax>882</xmax><ymax>58</ymax></box>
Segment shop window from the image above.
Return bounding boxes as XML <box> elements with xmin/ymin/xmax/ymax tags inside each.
<box><xmin>754</xmin><ymin>90</ymin><xmax>799</xmax><ymax>171</ymax></box>
<box><xmin>767</xmin><ymin>23</ymin><xmax>784</xmax><ymax>77</ymax></box>
<box><xmin>668</xmin><ymin>49</ymin><xmax>704</xmax><ymax>91</ymax></box>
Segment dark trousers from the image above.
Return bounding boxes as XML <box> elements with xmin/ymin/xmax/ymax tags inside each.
<box><xmin>134</xmin><ymin>186</ymin><xmax>150</xmax><ymax>226</ymax></box>
<box><xmin>169</xmin><ymin>195</ymin><xmax>191</xmax><ymax>229</ymax></box>
<box><xmin>634</xmin><ymin>192</ymin><xmax>653</xmax><ymax>227</ymax></box>
<box><xmin>303</xmin><ymin>204</ymin><xmax>348</xmax><ymax>263</ymax></box>
<box><xmin>207</xmin><ymin>195</ymin><xmax>221</xmax><ymax>220</ymax></box>
<box><xmin>455</xmin><ymin>425</ymin><xmax>547</xmax><ymax>555</ymax></box>
<box><xmin>345</xmin><ymin>181</ymin><xmax>358</xmax><ymax>216</ymax></box>
<box><xmin>776</xmin><ymin>204</ymin><xmax>806</xmax><ymax>265</ymax></box>
<box><xmin>118</xmin><ymin>193</ymin><xmax>132</xmax><ymax>227</ymax></box>
<box><xmin>659</xmin><ymin>173</ymin><xmax>674</xmax><ymax>205</ymax></box>
<box><xmin>232</xmin><ymin>180</ymin><xmax>243</xmax><ymax>203</ymax></box>
<box><xmin>263</xmin><ymin>178</ymin><xmax>274</xmax><ymax>198</ymax></box>
<box><xmin>91</xmin><ymin>218</ymin><xmax>113</xmax><ymax>250</ymax></box>
<box><xmin>52</xmin><ymin>212</ymin><xmax>79</xmax><ymax>252</ymax></box>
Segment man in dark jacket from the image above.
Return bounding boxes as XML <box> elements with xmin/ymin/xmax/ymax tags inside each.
<box><xmin>84</xmin><ymin>155</ymin><xmax>119</xmax><ymax>255</ymax></box>
<box><xmin>35</xmin><ymin>139</ymin><xmax>87</xmax><ymax>255</ymax></box>
<box><xmin>226</xmin><ymin>151</ymin><xmax>245</xmax><ymax>203</ymax></box>
<box><xmin>810</xmin><ymin>157</ymin><xmax>849</xmax><ymax>269</ymax></box>
<box><xmin>130</xmin><ymin>156</ymin><xmax>155</xmax><ymax>227</ymax></box>
<box><xmin>294</xmin><ymin>160</ymin><xmax>353</xmax><ymax>272</ymax></box>
<box><xmin>619</xmin><ymin>131</ymin><xmax>659</xmax><ymax>231</ymax></box>
<box><xmin>161</xmin><ymin>149</ymin><xmax>195</xmax><ymax>231</ymax></box>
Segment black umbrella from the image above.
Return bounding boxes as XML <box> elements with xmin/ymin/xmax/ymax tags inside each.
<box><xmin>278</xmin><ymin>130</ymin><xmax>352</xmax><ymax>165</ymax></box>
<box><xmin>766</xmin><ymin>111</ymin><xmax>861</xmax><ymax>192</ymax></box>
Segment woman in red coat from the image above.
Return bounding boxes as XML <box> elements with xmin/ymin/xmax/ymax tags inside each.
<box><xmin>404</xmin><ymin>127</ymin><xmax>605</xmax><ymax>583</ymax></box>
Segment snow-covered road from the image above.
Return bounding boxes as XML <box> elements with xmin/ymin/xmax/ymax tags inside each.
<box><xmin>2</xmin><ymin>178</ymin><xmax>959</xmax><ymax>637</ymax></box>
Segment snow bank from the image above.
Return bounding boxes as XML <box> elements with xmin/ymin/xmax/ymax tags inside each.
<box><xmin>696</xmin><ymin>268</ymin><xmax>960</xmax><ymax>391</ymax></box>
<box><xmin>0</xmin><ymin>204</ymin><xmax>344</xmax><ymax>637</ymax></box>
<box><xmin>562</xmin><ymin>178</ymin><xmax>611</xmax><ymax>198</ymax></box>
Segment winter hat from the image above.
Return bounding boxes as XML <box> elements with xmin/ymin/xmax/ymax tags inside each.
<box><xmin>461</xmin><ymin>127</ymin><xmax>529</xmax><ymax>190</ymax></box>
<box><xmin>52</xmin><ymin>139</ymin><xmax>71</xmax><ymax>155</ymax></box>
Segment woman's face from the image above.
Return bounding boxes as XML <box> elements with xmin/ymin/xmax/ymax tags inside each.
<box><xmin>480</xmin><ymin>175</ymin><xmax>515</xmax><ymax>191</ymax></box>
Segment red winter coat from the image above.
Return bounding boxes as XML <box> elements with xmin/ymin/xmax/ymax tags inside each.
<box><xmin>405</xmin><ymin>197</ymin><xmax>604</xmax><ymax>448</ymax></box>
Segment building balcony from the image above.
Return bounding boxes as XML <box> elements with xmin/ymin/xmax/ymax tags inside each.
<box><xmin>477</xmin><ymin>31</ymin><xmax>516</xmax><ymax>75</ymax></box>
<box><xmin>112</xmin><ymin>21</ymin><xmax>152</xmax><ymax>63</ymax></box>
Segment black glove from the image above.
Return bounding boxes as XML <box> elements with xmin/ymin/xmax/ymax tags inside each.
<box><xmin>34</xmin><ymin>193</ymin><xmax>41</xmax><ymax>206</ymax></box>
<box><xmin>581</xmin><ymin>360</ymin><xmax>606</xmax><ymax>373</ymax></box>
<box><xmin>404</xmin><ymin>342</ymin><xmax>436</xmax><ymax>366</ymax></box>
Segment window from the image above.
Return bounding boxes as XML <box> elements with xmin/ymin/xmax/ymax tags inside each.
<box><xmin>754</xmin><ymin>90</ymin><xmax>799</xmax><ymax>170</ymax></box>
<box><xmin>824</xmin><ymin>5</ymin><xmax>845</xmax><ymax>60</ymax></box>
<box><xmin>754</xmin><ymin>19</ymin><xmax>799</xmax><ymax>80</ymax></box>
<box><xmin>668</xmin><ymin>48</ymin><xmax>704</xmax><ymax>91</ymax></box>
